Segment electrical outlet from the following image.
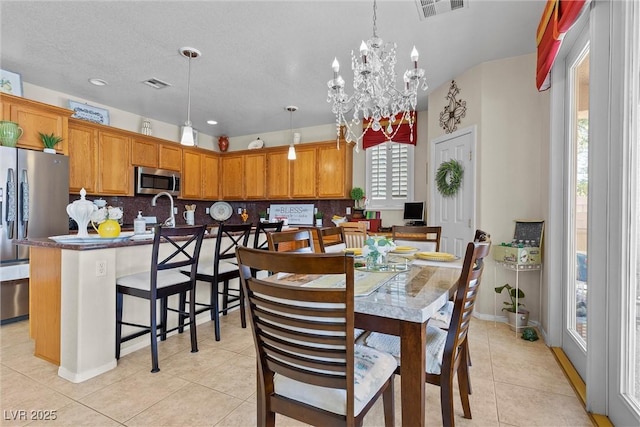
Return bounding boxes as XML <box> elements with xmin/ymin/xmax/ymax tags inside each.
<box><xmin>96</xmin><ymin>260</ymin><xmax>107</xmax><ymax>277</ymax></box>
<box><xmin>206</xmin><ymin>207</ymin><xmax>210</xmax><ymax>214</ymax></box>
<box><xmin>346</xmin><ymin>207</ymin><xmax>351</xmax><ymax>215</ymax></box>
<box><xmin>238</xmin><ymin>207</ymin><xmax>242</xmax><ymax>214</ymax></box>
<box><xmin>173</xmin><ymin>207</ymin><xmax>178</xmax><ymax>214</ymax></box>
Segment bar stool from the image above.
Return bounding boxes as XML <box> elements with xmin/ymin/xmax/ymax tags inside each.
<box><xmin>115</xmin><ymin>225</ymin><xmax>206</xmax><ymax>373</ymax></box>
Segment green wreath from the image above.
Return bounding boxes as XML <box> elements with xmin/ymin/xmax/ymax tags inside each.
<box><xmin>436</xmin><ymin>159</ymin><xmax>464</xmax><ymax>197</ymax></box>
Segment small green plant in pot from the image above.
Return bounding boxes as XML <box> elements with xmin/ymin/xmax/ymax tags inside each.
<box><xmin>314</xmin><ymin>211</ymin><xmax>323</xmax><ymax>226</ymax></box>
<box><xmin>39</xmin><ymin>132</ymin><xmax>63</xmax><ymax>153</ymax></box>
<box><xmin>258</xmin><ymin>211</ymin><xmax>267</xmax><ymax>222</ymax></box>
<box><xmin>494</xmin><ymin>283</ymin><xmax>529</xmax><ymax>331</ymax></box>
<box><xmin>350</xmin><ymin>187</ymin><xmax>365</xmax><ymax>208</ymax></box>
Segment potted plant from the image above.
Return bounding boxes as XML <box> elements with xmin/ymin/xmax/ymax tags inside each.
<box><xmin>350</xmin><ymin>187</ymin><xmax>365</xmax><ymax>219</ymax></box>
<box><xmin>314</xmin><ymin>211</ymin><xmax>323</xmax><ymax>227</ymax></box>
<box><xmin>258</xmin><ymin>210</ymin><xmax>267</xmax><ymax>223</ymax></box>
<box><xmin>494</xmin><ymin>283</ymin><xmax>529</xmax><ymax>331</ymax></box>
<box><xmin>39</xmin><ymin>132</ymin><xmax>63</xmax><ymax>154</ymax></box>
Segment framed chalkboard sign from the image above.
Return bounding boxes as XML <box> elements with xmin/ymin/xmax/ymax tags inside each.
<box><xmin>513</xmin><ymin>220</ymin><xmax>544</xmax><ymax>246</ymax></box>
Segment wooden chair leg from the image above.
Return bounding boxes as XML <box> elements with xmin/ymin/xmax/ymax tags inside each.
<box><xmin>160</xmin><ymin>297</ymin><xmax>168</xmax><ymax>341</ymax></box>
<box><xmin>464</xmin><ymin>341</ymin><xmax>472</xmax><ymax>395</ymax></box>
<box><xmin>115</xmin><ymin>291</ymin><xmax>123</xmax><ymax>359</ymax></box>
<box><xmin>458</xmin><ymin>352</ymin><xmax>472</xmax><ymax>419</ymax></box>
<box><xmin>189</xmin><ymin>292</ymin><xmax>198</xmax><ymax>353</ymax></box>
<box><xmin>178</xmin><ymin>291</ymin><xmax>186</xmax><ymax>333</ymax></box>
<box><xmin>440</xmin><ymin>376</ymin><xmax>455</xmax><ymax>427</ymax></box>
<box><xmin>382</xmin><ymin>377</ymin><xmax>395</xmax><ymax>427</ymax></box>
<box><xmin>239</xmin><ymin>286</ymin><xmax>246</xmax><ymax>328</ymax></box>
<box><xmin>150</xmin><ymin>298</ymin><xmax>160</xmax><ymax>373</ymax></box>
<box><xmin>222</xmin><ymin>280</ymin><xmax>230</xmax><ymax>315</ymax></box>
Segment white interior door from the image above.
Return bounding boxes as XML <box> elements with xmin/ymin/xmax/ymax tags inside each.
<box><xmin>430</xmin><ymin>126</ymin><xmax>476</xmax><ymax>257</ymax></box>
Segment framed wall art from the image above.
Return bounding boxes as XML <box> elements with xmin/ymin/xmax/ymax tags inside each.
<box><xmin>68</xmin><ymin>100</ymin><xmax>110</xmax><ymax>125</ymax></box>
<box><xmin>0</xmin><ymin>69</ymin><xmax>23</xmax><ymax>97</ymax></box>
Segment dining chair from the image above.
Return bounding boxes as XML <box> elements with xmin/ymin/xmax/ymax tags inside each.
<box><xmin>253</xmin><ymin>221</ymin><xmax>284</xmax><ymax>250</ymax></box>
<box><xmin>360</xmin><ymin>240</ymin><xmax>491</xmax><ymax>427</ymax></box>
<box><xmin>189</xmin><ymin>222</ymin><xmax>252</xmax><ymax>341</ymax></box>
<box><xmin>267</xmin><ymin>229</ymin><xmax>315</xmax><ymax>253</ymax></box>
<box><xmin>318</xmin><ymin>226</ymin><xmax>347</xmax><ymax>253</ymax></box>
<box><xmin>392</xmin><ymin>225</ymin><xmax>441</xmax><ymax>252</ymax></box>
<box><xmin>339</xmin><ymin>221</ymin><xmax>368</xmax><ymax>248</ymax></box>
<box><xmin>115</xmin><ymin>225</ymin><xmax>206</xmax><ymax>373</ymax></box>
<box><xmin>236</xmin><ymin>247</ymin><xmax>397</xmax><ymax>427</ymax></box>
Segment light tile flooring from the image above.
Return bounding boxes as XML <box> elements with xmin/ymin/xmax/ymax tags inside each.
<box><xmin>0</xmin><ymin>313</ymin><xmax>592</xmax><ymax>426</ymax></box>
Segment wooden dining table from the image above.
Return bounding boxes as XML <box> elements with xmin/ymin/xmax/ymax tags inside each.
<box><xmin>266</xmin><ymin>256</ymin><xmax>463</xmax><ymax>426</ymax></box>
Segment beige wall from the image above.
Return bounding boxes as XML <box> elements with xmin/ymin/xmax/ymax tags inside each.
<box><xmin>428</xmin><ymin>53</ymin><xmax>550</xmax><ymax>321</ymax></box>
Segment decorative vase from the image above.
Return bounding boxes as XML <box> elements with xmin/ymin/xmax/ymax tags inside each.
<box><xmin>351</xmin><ymin>208</ymin><xmax>365</xmax><ymax>219</ymax></box>
<box><xmin>66</xmin><ymin>188</ymin><xmax>96</xmax><ymax>238</ymax></box>
<box><xmin>315</xmin><ymin>219</ymin><xmax>323</xmax><ymax>227</ymax></box>
<box><xmin>43</xmin><ymin>148</ymin><xmax>56</xmax><ymax>154</ymax></box>
<box><xmin>365</xmin><ymin>252</ymin><xmax>386</xmax><ymax>271</ymax></box>
<box><xmin>0</xmin><ymin>121</ymin><xmax>23</xmax><ymax>147</ymax></box>
<box><xmin>218</xmin><ymin>135</ymin><xmax>229</xmax><ymax>152</ymax></box>
<box><xmin>92</xmin><ymin>219</ymin><xmax>121</xmax><ymax>238</ymax></box>
<box><xmin>507</xmin><ymin>309</ymin><xmax>529</xmax><ymax>332</ymax></box>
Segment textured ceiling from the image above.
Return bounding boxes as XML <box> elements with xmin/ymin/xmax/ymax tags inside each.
<box><xmin>0</xmin><ymin>0</ymin><xmax>545</xmax><ymax>138</ymax></box>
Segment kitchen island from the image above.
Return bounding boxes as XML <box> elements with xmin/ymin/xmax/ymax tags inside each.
<box><xmin>17</xmin><ymin>230</ymin><xmax>233</xmax><ymax>383</ymax></box>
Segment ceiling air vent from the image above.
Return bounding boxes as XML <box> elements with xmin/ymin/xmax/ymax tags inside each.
<box><xmin>415</xmin><ymin>0</ymin><xmax>468</xmax><ymax>20</ymax></box>
<box><xmin>142</xmin><ymin>77</ymin><xmax>171</xmax><ymax>89</ymax></box>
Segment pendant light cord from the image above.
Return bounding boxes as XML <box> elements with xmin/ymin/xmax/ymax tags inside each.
<box><xmin>186</xmin><ymin>54</ymin><xmax>192</xmax><ymax>126</ymax></box>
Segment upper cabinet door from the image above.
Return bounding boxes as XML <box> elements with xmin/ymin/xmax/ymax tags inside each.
<box><xmin>244</xmin><ymin>152</ymin><xmax>266</xmax><ymax>199</ymax></box>
<box><xmin>68</xmin><ymin>121</ymin><xmax>98</xmax><ymax>194</ymax></box>
<box><xmin>97</xmin><ymin>130</ymin><xmax>131</xmax><ymax>195</ymax></box>
<box><xmin>181</xmin><ymin>149</ymin><xmax>202</xmax><ymax>199</ymax></box>
<box><xmin>202</xmin><ymin>153</ymin><xmax>219</xmax><ymax>200</ymax></box>
<box><xmin>317</xmin><ymin>141</ymin><xmax>352</xmax><ymax>198</ymax></box>
<box><xmin>220</xmin><ymin>154</ymin><xmax>244</xmax><ymax>200</ymax></box>
<box><xmin>266</xmin><ymin>151</ymin><xmax>290</xmax><ymax>199</ymax></box>
<box><xmin>290</xmin><ymin>146</ymin><xmax>316</xmax><ymax>198</ymax></box>
<box><xmin>159</xmin><ymin>143</ymin><xmax>182</xmax><ymax>171</ymax></box>
<box><xmin>131</xmin><ymin>136</ymin><xmax>159</xmax><ymax>168</ymax></box>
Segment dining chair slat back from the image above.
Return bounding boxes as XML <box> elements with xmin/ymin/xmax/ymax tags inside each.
<box><xmin>267</xmin><ymin>229</ymin><xmax>315</xmax><ymax>253</ymax></box>
<box><xmin>236</xmin><ymin>247</ymin><xmax>396</xmax><ymax>426</ymax></box>
<box><xmin>318</xmin><ymin>226</ymin><xmax>347</xmax><ymax>253</ymax></box>
<box><xmin>339</xmin><ymin>222</ymin><xmax>367</xmax><ymax>249</ymax></box>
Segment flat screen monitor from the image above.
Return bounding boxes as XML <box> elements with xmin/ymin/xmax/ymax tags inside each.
<box><xmin>403</xmin><ymin>202</ymin><xmax>425</xmax><ymax>224</ymax></box>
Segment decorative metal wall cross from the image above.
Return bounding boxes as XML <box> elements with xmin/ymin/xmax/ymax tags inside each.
<box><xmin>439</xmin><ymin>80</ymin><xmax>467</xmax><ymax>134</ymax></box>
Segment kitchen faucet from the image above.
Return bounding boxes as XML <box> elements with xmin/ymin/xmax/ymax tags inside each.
<box><xmin>151</xmin><ymin>191</ymin><xmax>175</xmax><ymax>227</ymax></box>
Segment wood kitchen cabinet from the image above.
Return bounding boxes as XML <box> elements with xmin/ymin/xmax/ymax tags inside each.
<box><xmin>97</xmin><ymin>130</ymin><xmax>131</xmax><ymax>195</ymax></box>
<box><xmin>201</xmin><ymin>153</ymin><xmax>219</xmax><ymax>200</ymax></box>
<box><xmin>266</xmin><ymin>150</ymin><xmax>290</xmax><ymax>199</ymax></box>
<box><xmin>244</xmin><ymin>152</ymin><xmax>266</xmax><ymax>199</ymax></box>
<box><xmin>290</xmin><ymin>145</ymin><xmax>317</xmax><ymax>198</ymax></box>
<box><xmin>69</xmin><ymin>121</ymin><xmax>131</xmax><ymax>196</ymax></box>
<box><xmin>131</xmin><ymin>137</ymin><xmax>182</xmax><ymax>171</ymax></box>
<box><xmin>68</xmin><ymin>121</ymin><xmax>98</xmax><ymax>194</ymax></box>
<box><xmin>181</xmin><ymin>149</ymin><xmax>202</xmax><ymax>199</ymax></box>
<box><xmin>220</xmin><ymin>154</ymin><xmax>244</xmax><ymax>200</ymax></box>
<box><xmin>317</xmin><ymin>140</ymin><xmax>353</xmax><ymax>198</ymax></box>
<box><xmin>1</xmin><ymin>93</ymin><xmax>71</xmax><ymax>154</ymax></box>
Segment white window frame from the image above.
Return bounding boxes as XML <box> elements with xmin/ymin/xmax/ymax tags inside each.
<box><xmin>365</xmin><ymin>141</ymin><xmax>415</xmax><ymax>210</ymax></box>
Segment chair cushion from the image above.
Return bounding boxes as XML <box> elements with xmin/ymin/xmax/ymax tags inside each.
<box><xmin>116</xmin><ymin>269</ymin><xmax>191</xmax><ymax>291</ymax></box>
<box><xmin>273</xmin><ymin>344</ymin><xmax>397</xmax><ymax>416</ymax></box>
<box><xmin>363</xmin><ymin>325</ymin><xmax>447</xmax><ymax>375</ymax></box>
<box><xmin>429</xmin><ymin>300</ymin><xmax>454</xmax><ymax>330</ymax></box>
<box><xmin>193</xmin><ymin>259</ymin><xmax>238</xmax><ymax>277</ymax></box>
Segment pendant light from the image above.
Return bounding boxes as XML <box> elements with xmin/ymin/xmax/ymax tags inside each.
<box><xmin>180</xmin><ymin>47</ymin><xmax>201</xmax><ymax>146</ymax></box>
<box><xmin>286</xmin><ymin>105</ymin><xmax>298</xmax><ymax>160</ymax></box>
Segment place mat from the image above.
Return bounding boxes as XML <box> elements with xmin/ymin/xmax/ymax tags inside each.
<box><xmin>391</xmin><ymin>246</ymin><xmax>418</xmax><ymax>254</ymax></box>
<box><xmin>269</xmin><ymin>270</ymin><xmax>398</xmax><ymax>297</ymax></box>
<box><xmin>415</xmin><ymin>251</ymin><xmax>458</xmax><ymax>262</ymax></box>
<box><xmin>343</xmin><ymin>247</ymin><xmax>363</xmax><ymax>256</ymax></box>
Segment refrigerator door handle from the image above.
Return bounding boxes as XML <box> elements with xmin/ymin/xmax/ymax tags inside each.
<box><xmin>20</xmin><ymin>169</ymin><xmax>29</xmax><ymax>238</ymax></box>
<box><xmin>6</xmin><ymin>168</ymin><xmax>16</xmax><ymax>239</ymax></box>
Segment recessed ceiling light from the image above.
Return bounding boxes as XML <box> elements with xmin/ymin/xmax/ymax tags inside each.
<box><xmin>207</xmin><ymin>120</ymin><xmax>218</xmax><ymax>125</ymax></box>
<box><xmin>88</xmin><ymin>78</ymin><xmax>108</xmax><ymax>86</ymax></box>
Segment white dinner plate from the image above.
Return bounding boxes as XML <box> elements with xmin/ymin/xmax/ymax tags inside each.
<box><xmin>210</xmin><ymin>201</ymin><xmax>233</xmax><ymax>221</ymax></box>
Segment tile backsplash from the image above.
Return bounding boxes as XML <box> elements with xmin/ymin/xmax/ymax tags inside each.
<box><xmin>68</xmin><ymin>194</ymin><xmax>353</xmax><ymax>229</ymax></box>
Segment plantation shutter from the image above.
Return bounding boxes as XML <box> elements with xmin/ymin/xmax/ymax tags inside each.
<box><xmin>369</xmin><ymin>142</ymin><xmax>409</xmax><ymax>202</ymax></box>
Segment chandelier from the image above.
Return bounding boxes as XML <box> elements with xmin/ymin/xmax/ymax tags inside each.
<box><xmin>327</xmin><ymin>0</ymin><xmax>428</xmax><ymax>151</ymax></box>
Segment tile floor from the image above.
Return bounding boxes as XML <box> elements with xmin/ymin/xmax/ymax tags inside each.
<box><xmin>0</xmin><ymin>313</ymin><xmax>593</xmax><ymax>426</ymax></box>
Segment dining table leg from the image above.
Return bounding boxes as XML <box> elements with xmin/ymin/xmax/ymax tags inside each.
<box><xmin>400</xmin><ymin>320</ymin><xmax>427</xmax><ymax>427</ymax></box>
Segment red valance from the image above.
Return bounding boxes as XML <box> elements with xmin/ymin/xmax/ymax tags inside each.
<box><xmin>362</xmin><ymin>112</ymin><xmax>417</xmax><ymax>149</ymax></box>
<box><xmin>536</xmin><ymin>0</ymin><xmax>586</xmax><ymax>91</ymax></box>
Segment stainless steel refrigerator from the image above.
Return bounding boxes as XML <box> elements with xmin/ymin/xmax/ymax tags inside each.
<box><xmin>0</xmin><ymin>146</ymin><xmax>69</xmax><ymax>322</ymax></box>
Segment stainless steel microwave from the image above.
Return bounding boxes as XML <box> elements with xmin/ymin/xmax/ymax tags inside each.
<box><xmin>135</xmin><ymin>167</ymin><xmax>181</xmax><ymax>196</ymax></box>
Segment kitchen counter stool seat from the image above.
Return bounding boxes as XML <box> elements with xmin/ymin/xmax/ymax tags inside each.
<box><xmin>115</xmin><ymin>225</ymin><xmax>206</xmax><ymax>373</ymax></box>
